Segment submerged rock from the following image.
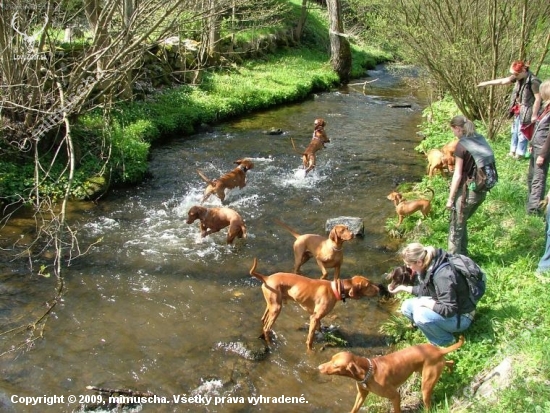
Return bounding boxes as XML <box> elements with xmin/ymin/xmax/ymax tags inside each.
<box><xmin>325</xmin><ymin>216</ymin><xmax>364</xmax><ymax>237</ymax></box>
<box><xmin>215</xmin><ymin>337</ymin><xmax>269</xmax><ymax>361</ymax></box>
<box><xmin>262</xmin><ymin>128</ymin><xmax>284</xmax><ymax>135</ymax></box>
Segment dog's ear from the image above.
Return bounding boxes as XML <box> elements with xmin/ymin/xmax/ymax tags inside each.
<box><xmin>349</xmin><ymin>283</ymin><xmax>356</xmax><ymax>298</ymax></box>
<box><xmin>346</xmin><ymin>361</ymin><xmax>364</xmax><ymax>380</ymax></box>
<box><xmin>329</xmin><ymin>226</ymin><xmax>338</xmax><ymax>243</ymax></box>
<box><xmin>234</xmin><ymin>159</ymin><xmax>244</xmax><ymax>165</ymax></box>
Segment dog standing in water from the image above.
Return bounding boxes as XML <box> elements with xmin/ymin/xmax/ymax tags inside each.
<box><xmin>292</xmin><ymin>118</ymin><xmax>330</xmax><ymax>175</ymax></box>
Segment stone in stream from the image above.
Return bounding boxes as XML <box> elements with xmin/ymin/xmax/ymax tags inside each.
<box><xmin>215</xmin><ymin>337</ymin><xmax>269</xmax><ymax>361</ymax></box>
<box><xmin>262</xmin><ymin>127</ymin><xmax>284</xmax><ymax>135</ymax></box>
<box><xmin>325</xmin><ymin>217</ymin><xmax>364</xmax><ymax>237</ymax></box>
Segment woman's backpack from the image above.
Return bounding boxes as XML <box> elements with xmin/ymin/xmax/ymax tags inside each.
<box><xmin>445</xmin><ymin>253</ymin><xmax>487</xmax><ymax>305</ymax></box>
<box><xmin>468</xmin><ymin>162</ymin><xmax>499</xmax><ymax>193</ymax></box>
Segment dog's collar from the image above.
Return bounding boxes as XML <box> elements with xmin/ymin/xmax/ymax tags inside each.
<box><xmin>358</xmin><ymin>358</ymin><xmax>374</xmax><ymax>387</ymax></box>
<box><xmin>331</xmin><ymin>280</ymin><xmax>346</xmax><ymax>302</ymax></box>
<box><xmin>332</xmin><ymin>245</ymin><xmax>343</xmax><ymax>251</ymax></box>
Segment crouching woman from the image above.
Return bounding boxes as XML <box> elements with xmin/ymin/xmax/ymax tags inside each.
<box><xmin>388</xmin><ymin>242</ymin><xmax>476</xmax><ymax>346</ymax></box>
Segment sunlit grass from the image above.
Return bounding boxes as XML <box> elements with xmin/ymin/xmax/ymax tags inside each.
<box><xmin>381</xmin><ymin>97</ymin><xmax>550</xmax><ymax>412</ymax></box>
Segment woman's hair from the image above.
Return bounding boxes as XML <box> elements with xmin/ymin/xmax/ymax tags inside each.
<box><xmin>450</xmin><ymin>115</ymin><xmax>476</xmax><ymax>137</ymax></box>
<box><xmin>540</xmin><ymin>80</ymin><xmax>550</xmax><ymax>106</ymax></box>
<box><xmin>510</xmin><ymin>60</ymin><xmax>529</xmax><ymax>73</ymax></box>
<box><xmin>400</xmin><ymin>242</ymin><xmax>436</xmax><ymax>270</ymax></box>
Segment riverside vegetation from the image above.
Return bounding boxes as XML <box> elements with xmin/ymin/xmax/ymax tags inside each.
<box><xmin>2</xmin><ymin>2</ymin><xmax>549</xmax><ymax>412</ymax></box>
<box><xmin>0</xmin><ymin>3</ymin><xmax>390</xmax><ymax>203</ymax></box>
<box><xmin>381</xmin><ymin>96</ymin><xmax>550</xmax><ymax>413</ymax></box>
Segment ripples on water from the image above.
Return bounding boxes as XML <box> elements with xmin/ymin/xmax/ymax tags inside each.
<box><xmin>1</xmin><ymin>67</ymin><xmax>430</xmax><ymax>412</ymax></box>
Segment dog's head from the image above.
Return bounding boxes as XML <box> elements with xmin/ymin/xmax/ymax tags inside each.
<box><xmin>348</xmin><ymin>276</ymin><xmax>381</xmax><ymax>298</ymax></box>
<box><xmin>314</xmin><ymin>118</ymin><xmax>326</xmax><ymax>129</ymax></box>
<box><xmin>234</xmin><ymin>159</ymin><xmax>254</xmax><ymax>171</ymax></box>
<box><xmin>186</xmin><ymin>205</ymin><xmax>205</xmax><ymax>224</ymax></box>
<box><xmin>387</xmin><ymin>191</ymin><xmax>403</xmax><ymax>203</ymax></box>
<box><xmin>442</xmin><ymin>154</ymin><xmax>455</xmax><ymax>172</ymax></box>
<box><xmin>385</xmin><ymin>265</ymin><xmax>415</xmax><ymax>291</ymax></box>
<box><xmin>329</xmin><ymin>225</ymin><xmax>354</xmax><ymax>243</ymax></box>
<box><xmin>318</xmin><ymin>352</ymin><xmax>358</xmax><ymax>378</ymax></box>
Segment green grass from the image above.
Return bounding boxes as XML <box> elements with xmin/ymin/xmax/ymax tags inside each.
<box><xmin>381</xmin><ymin>98</ymin><xmax>550</xmax><ymax>412</ymax></box>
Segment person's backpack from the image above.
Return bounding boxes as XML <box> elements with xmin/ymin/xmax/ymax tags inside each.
<box><xmin>445</xmin><ymin>253</ymin><xmax>487</xmax><ymax>305</ymax></box>
<box><xmin>459</xmin><ymin>135</ymin><xmax>499</xmax><ymax>193</ymax></box>
<box><xmin>468</xmin><ymin>162</ymin><xmax>498</xmax><ymax>193</ymax></box>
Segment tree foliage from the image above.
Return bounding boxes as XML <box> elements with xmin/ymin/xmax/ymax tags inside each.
<box><xmin>355</xmin><ymin>0</ymin><xmax>550</xmax><ymax>138</ymax></box>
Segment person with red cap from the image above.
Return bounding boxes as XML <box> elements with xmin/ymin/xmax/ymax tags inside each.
<box><xmin>478</xmin><ymin>60</ymin><xmax>542</xmax><ymax>159</ymax></box>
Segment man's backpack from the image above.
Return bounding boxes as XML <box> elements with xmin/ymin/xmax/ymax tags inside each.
<box><xmin>468</xmin><ymin>162</ymin><xmax>498</xmax><ymax>193</ymax></box>
<box><xmin>445</xmin><ymin>253</ymin><xmax>487</xmax><ymax>305</ymax></box>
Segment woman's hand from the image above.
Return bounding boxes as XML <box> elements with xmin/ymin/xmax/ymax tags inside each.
<box><xmin>537</xmin><ymin>155</ymin><xmax>545</xmax><ymax>167</ymax></box>
<box><xmin>446</xmin><ymin>199</ymin><xmax>454</xmax><ymax>210</ymax></box>
<box><xmin>388</xmin><ymin>285</ymin><xmax>413</xmax><ymax>294</ymax></box>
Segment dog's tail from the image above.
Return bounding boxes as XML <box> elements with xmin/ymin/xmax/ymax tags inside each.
<box><xmin>426</xmin><ymin>187</ymin><xmax>435</xmax><ymax>200</ymax></box>
<box><xmin>249</xmin><ymin>258</ymin><xmax>268</xmax><ymax>283</ymax></box>
<box><xmin>196</xmin><ymin>169</ymin><xmax>214</xmax><ymax>185</ymax></box>
<box><xmin>290</xmin><ymin>138</ymin><xmax>303</xmax><ymax>155</ymax></box>
<box><xmin>274</xmin><ymin>219</ymin><xmax>301</xmax><ymax>239</ymax></box>
<box><xmin>441</xmin><ymin>335</ymin><xmax>465</xmax><ymax>354</ymax></box>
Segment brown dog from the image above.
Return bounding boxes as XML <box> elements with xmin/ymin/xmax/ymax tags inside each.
<box><xmin>426</xmin><ymin>149</ymin><xmax>454</xmax><ymax>177</ymax></box>
<box><xmin>318</xmin><ymin>335</ymin><xmax>464</xmax><ymax>413</ymax></box>
<box><xmin>292</xmin><ymin>118</ymin><xmax>330</xmax><ymax>175</ymax></box>
<box><xmin>196</xmin><ymin>159</ymin><xmax>254</xmax><ymax>204</ymax></box>
<box><xmin>386</xmin><ymin>188</ymin><xmax>435</xmax><ymax>227</ymax></box>
<box><xmin>275</xmin><ymin>220</ymin><xmax>353</xmax><ymax>284</ymax></box>
<box><xmin>442</xmin><ymin>139</ymin><xmax>458</xmax><ymax>159</ymax></box>
<box><xmin>385</xmin><ymin>265</ymin><xmax>415</xmax><ymax>291</ymax></box>
<box><xmin>249</xmin><ymin>258</ymin><xmax>382</xmax><ymax>351</ymax></box>
<box><xmin>186</xmin><ymin>205</ymin><xmax>246</xmax><ymax>244</ymax></box>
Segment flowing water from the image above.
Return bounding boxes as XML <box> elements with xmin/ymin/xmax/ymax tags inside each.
<box><xmin>0</xmin><ymin>66</ymin><xmax>429</xmax><ymax>412</ymax></box>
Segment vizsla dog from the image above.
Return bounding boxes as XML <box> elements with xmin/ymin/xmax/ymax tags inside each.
<box><xmin>186</xmin><ymin>205</ymin><xmax>247</xmax><ymax>244</ymax></box>
<box><xmin>196</xmin><ymin>159</ymin><xmax>254</xmax><ymax>204</ymax></box>
<box><xmin>386</xmin><ymin>188</ymin><xmax>435</xmax><ymax>227</ymax></box>
<box><xmin>385</xmin><ymin>265</ymin><xmax>415</xmax><ymax>291</ymax></box>
<box><xmin>275</xmin><ymin>219</ymin><xmax>353</xmax><ymax>283</ymax></box>
<box><xmin>249</xmin><ymin>258</ymin><xmax>383</xmax><ymax>351</ymax></box>
<box><xmin>442</xmin><ymin>139</ymin><xmax>458</xmax><ymax>160</ymax></box>
<box><xmin>318</xmin><ymin>335</ymin><xmax>464</xmax><ymax>413</ymax></box>
<box><xmin>292</xmin><ymin>118</ymin><xmax>330</xmax><ymax>175</ymax></box>
<box><xmin>426</xmin><ymin>149</ymin><xmax>454</xmax><ymax>177</ymax></box>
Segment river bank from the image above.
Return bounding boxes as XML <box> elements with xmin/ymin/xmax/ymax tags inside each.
<box><xmin>382</xmin><ymin>96</ymin><xmax>550</xmax><ymax>412</ymax></box>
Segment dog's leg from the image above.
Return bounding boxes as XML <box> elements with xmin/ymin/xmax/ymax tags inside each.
<box><xmin>389</xmin><ymin>392</ymin><xmax>403</xmax><ymax>413</ymax></box>
<box><xmin>305</xmin><ymin>154</ymin><xmax>316</xmax><ymax>175</ymax></box>
<box><xmin>293</xmin><ymin>246</ymin><xmax>312</xmax><ymax>274</ymax></box>
<box><xmin>261</xmin><ymin>288</ymin><xmax>282</xmax><ymax>346</ymax></box>
<box><xmin>199</xmin><ymin>221</ymin><xmax>209</xmax><ymax>238</ymax></box>
<box><xmin>226</xmin><ymin>225</ymin><xmax>240</xmax><ymax>244</ymax></box>
<box><xmin>201</xmin><ymin>190</ymin><xmax>213</xmax><ymax>204</ymax></box>
<box><xmin>306</xmin><ymin>309</ymin><xmax>326</xmax><ymax>351</ymax></box>
<box><xmin>422</xmin><ymin>204</ymin><xmax>432</xmax><ymax>218</ymax></box>
<box><xmin>351</xmin><ymin>383</ymin><xmax>369</xmax><ymax>413</ymax></box>
<box><xmin>316</xmin><ymin>260</ymin><xmax>329</xmax><ymax>280</ymax></box>
<box><xmin>397</xmin><ymin>214</ymin><xmax>404</xmax><ymax>226</ymax></box>
<box><xmin>419</xmin><ymin>364</ymin><xmax>445</xmax><ymax>411</ymax></box>
<box><xmin>333</xmin><ymin>266</ymin><xmax>342</xmax><ymax>295</ymax></box>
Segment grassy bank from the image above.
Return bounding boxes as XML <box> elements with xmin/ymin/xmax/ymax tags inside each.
<box><xmin>0</xmin><ymin>40</ymin><xmax>390</xmax><ymax>202</ymax></box>
<box><xmin>381</xmin><ymin>96</ymin><xmax>550</xmax><ymax>413</ymax></box>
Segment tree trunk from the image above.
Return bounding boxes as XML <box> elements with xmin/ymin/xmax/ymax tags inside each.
<box><xmin>295</xmin><ymin>0</ymin><xmax>309</xmax><ymax>41</ymax></box>
<box><xmin>326</xmin><ymin>0</ymin><xmax>351</xmax><ymax>84</ymax></box>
